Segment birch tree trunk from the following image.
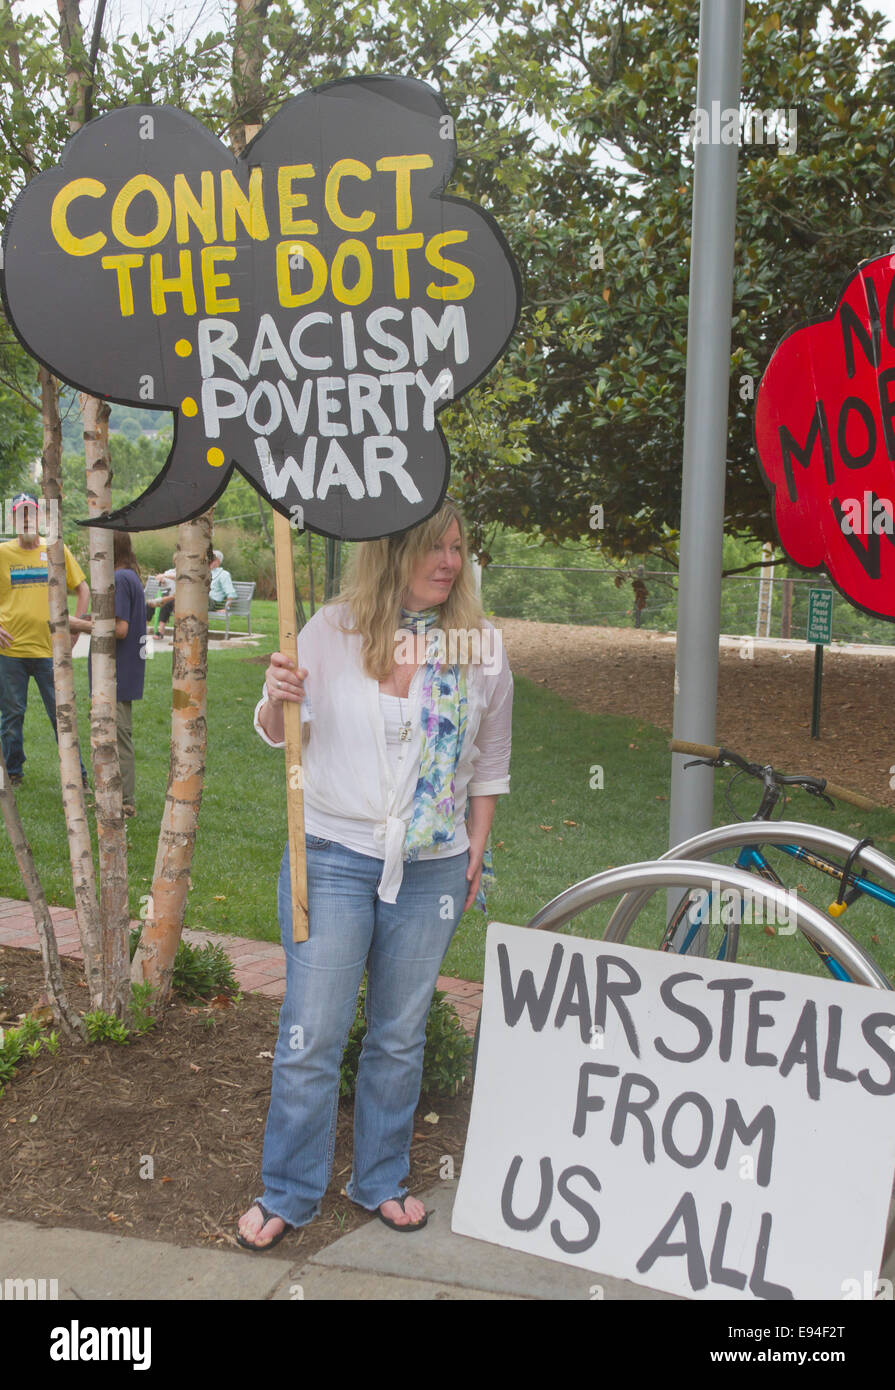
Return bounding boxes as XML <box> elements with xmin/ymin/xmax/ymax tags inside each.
<box><xmin>0</xmin><ymin>0</ymin><xmax>91</xmax><ymax>1029</ymax></box>
<box><xmin>232</xmin><ymin>0</ymin><xmax>270</xmax><ymax>153</ymax></box>
<box><xmin>131</xmin><ymin>514</ymin><xmax>212</xmax><ymax>1007</ymax></box>
<box><xmin>0</xmin><ymin>745</ymin><xmax>85</xmax><ymax>1039</ymax></box>
<box><xmin>57</xmin><ymin>0</ymin><xmax>88</xmax><ymax>127</ymax></box>
<box><xmin>40</xmin><ymin>366</ymin><xmax>104</xmax><ymax>1008</ymax></box>
<box><xmin>84</xmin><ymin>394</ymin><xmax>130</xmax><ymax>1017</ymax></box>
<box><xmin>58</xmin><ymin>0</ymin><xmax>131</xmax><ymax>1017</ymax></box>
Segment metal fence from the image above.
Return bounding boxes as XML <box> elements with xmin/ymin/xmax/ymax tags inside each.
<box><xmin>481</xmin><ymin>563</ymin><xmax>895</xmax><ymax>648</ymax></box>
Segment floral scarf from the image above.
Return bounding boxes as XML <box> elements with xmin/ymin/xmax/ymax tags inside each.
<box><xmin>399</xmin><ymin>607</ymin><xmax>493</xmax><ymax>910</ymax></box>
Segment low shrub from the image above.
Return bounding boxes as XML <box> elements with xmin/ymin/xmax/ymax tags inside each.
<box><xmin>128</xmin><ymin>929</ymin><xmax>239</xmax><ymax>1002</ymax></box>
<box><xmin>339</xmin><ymin>982</ymin><xmax>471</xmax><ymax>1099</ymax></box>
<box><xmin>83</xmin><ymin>1009</ymin><xmax>130</xmax><ymax>1044</ymax></box>
<box><xmin>172</xmin><ymin>939</ymin><xmax>239</xmax><ymax>1001</ymax></box>
<box><xmin>0</xmin><ymin>1016</ymin><xmax>60</xmax><ymax>1093</ymax></box>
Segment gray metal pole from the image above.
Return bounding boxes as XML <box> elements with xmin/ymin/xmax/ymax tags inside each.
<box><xmin>669</xmin><ymin>0</ymin><xmax>744</xmax><ymax>884</ymax></box>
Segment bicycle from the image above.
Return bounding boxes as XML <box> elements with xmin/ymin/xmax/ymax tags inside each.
<box><xmin>614</xmin><ymin>741</ymin><xmax>895</xmax><ymax>984</ymax></box>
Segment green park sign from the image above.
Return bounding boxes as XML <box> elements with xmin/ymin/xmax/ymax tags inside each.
<box><xmin>806</xmin><ymin>589</ymin><xmax>833</xmax><ymax>646</ymax></box>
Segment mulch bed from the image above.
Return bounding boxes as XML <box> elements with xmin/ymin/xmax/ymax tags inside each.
<box><xmin>498</xmin><ymin>619</ymin><xmax>895</xmax><ymax>808</ymax></box>
<box><xmin>0</xmin><ymin>945</ymin><xmax>471</xmax><ymax>1259</ymax></box>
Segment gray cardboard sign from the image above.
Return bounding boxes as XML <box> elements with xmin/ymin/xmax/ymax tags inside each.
<box><xmin>1</xmin><ymin>76</ymin><xmax>520</xmax><ymax>539</ymax></box>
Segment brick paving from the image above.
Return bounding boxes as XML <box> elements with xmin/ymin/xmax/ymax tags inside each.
<box><xmin>0</xmin><ymin>896</ymin><xmax>483</xmax><ymax>1033</ymax></box>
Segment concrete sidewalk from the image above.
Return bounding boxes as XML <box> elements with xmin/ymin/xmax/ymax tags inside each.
<box><xmin>3</xmin><ymin>1182</ymin><xmax>893</xmax><ymax>1302</ymax></box>
<box><xmin>0</xmin><ymin>1181</ymin><xmax>680</xmax><ymax>1302</ymax></box>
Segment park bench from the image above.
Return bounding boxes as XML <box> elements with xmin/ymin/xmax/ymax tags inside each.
<box><xmin>144</xmin><ymin>575</ymin><xmax>256</xmax><ymax>637</ymax></box>
<box><xmin>143</xmin><ymin>574</ymin><xmax>172</xmax><ymax>611</ymax></box>
<box><xmin>209</xmin><ymin>579</ymin><xmax>256</xmax><ymax>638</ymax></box>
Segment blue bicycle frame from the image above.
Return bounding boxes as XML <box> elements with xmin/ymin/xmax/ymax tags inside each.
<box><xmin>675</xmin><ymin>840</ymin><xmax>895</xmax><ymax>983</ymax></box>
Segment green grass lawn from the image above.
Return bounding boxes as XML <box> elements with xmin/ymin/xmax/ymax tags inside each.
<box><xmin>3</xmin><ymin>599</ymin><xmax>894</xmax><ymax>987</ymax></box>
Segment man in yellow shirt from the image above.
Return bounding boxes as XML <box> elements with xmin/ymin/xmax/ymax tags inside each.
<box><xmin>0</xmin><ymin>493</ymin><xmax>90</xmax><ymax>787</ymax></box>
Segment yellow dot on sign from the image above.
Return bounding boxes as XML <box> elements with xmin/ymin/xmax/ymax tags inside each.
<box><xmin>181</xmin><ymin>397</ymin><xmax>198</xmax><ymax>417</ymax></box>
<box><xmin>175</xmin><ymin>339</ymin><xmax>192</xmax><ymax>357</ymax></box>
<box><xmin>207</xmin><ymin>448</ymin><xmax>225</xmax><ymax>468</ymax></box>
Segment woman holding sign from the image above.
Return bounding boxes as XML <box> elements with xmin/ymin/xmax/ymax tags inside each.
<box><xmin>237</xmin><ymin>499</ymin><xmax>513</xmax><ymax>1248</ymax></box>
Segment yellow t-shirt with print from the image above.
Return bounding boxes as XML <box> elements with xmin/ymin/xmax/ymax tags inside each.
<box><xmin>0</xmin><ymin>540</ymin><xmax>86</xmax><ymax>659</ymax></box>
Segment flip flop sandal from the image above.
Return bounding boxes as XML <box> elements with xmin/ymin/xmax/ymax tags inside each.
<box><xmin>377</xmin><ymin>1196</ymin><xmax>428</xmax><ymax>1233</ymax></box>
<box><xmin>236</xmin><ymin>1200</ymin><xmax>293</xmax><ymax>1252</ymax></box>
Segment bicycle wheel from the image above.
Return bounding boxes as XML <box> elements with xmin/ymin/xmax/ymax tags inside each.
<box><xmin>660</xmin><ymin>877</ymin><xmax>742</xmax><ymax>962</ymax></box>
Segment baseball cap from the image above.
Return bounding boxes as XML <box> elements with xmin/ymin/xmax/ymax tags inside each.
<box><xmin>11</xmin><ymin>492</ymin><xmax>38</xmax><ymax>512</ymax></box>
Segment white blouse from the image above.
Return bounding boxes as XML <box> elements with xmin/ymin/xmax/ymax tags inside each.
<box><xmin>253</xmin><ymin>602</ymin><xmax>513</xmax><ymax>902</ymax></box>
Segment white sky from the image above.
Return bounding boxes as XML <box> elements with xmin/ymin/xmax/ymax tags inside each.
<box><xmin>14</xmin><ymin>0</ymin><xmax>895</xmax><ymax>165</ymax></box>
<box><xmin>18</xmin><ymin>0</ymin><xmax>227</xmax><ymax>42</ymax></box>
<box><xmin>16</xmin><ymin>0</ymin><xmax>895</xmax><ymax>54</ymax></box>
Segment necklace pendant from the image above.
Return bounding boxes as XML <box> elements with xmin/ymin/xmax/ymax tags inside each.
<box><xmin>399</xmin><ymin>723</ymin><xmax>412</xmax><ymax>742</ymax></box>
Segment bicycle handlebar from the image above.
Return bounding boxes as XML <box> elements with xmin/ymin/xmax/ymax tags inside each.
<box><xmin>668</xmin><ymin>739</ymin><xmax>881</xmax><ymax>812</ymax></box>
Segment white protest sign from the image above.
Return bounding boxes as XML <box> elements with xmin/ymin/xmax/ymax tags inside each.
<box><xmin>452</xmin><ymin>923</ymin><xmax>895</xmax><ymax>1301</ymax></box>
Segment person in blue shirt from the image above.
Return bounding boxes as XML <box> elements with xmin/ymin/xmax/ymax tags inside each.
<box><xmin>111</xmin><ymin>532</ymin><xmax>148</xmax><ymax>815</ymax></box>
<box><xmin>73</xmin><ymin>531</ymin><xmax>147</xmax><ymax>816</ymax></box>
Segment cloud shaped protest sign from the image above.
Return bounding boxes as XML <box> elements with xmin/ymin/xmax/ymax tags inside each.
<box><xmin>754</xmin><ymin>253</ymin><xmax>895</xmax><ymax>619</ymax></box>
<box><xmin>1</xmin><ymin>76</ymin><xmax>520</xmax><ymax>539</ymax></box>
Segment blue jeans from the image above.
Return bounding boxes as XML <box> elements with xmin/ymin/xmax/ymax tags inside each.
<box><xmin>0</xmin><ymin>654</ymin><xmax>87</xmax><ymax>781</ymax></box>
<box><xmin>257</xmin><ymin>837</ymin><xmax>469</xmax><ymax>1228</ymax></box>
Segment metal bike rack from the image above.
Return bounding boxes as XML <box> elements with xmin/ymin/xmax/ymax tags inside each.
<box><xmin>522</xmin><ymin>857</ymin><xmax>892</xmax><ymax>990</ymax></box>
<box><xmin>600</xmin><ymin>822</ymin><xmax>895</xmax><ymax>951</ymax></box>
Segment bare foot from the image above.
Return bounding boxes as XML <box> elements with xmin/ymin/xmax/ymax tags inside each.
<box><xmin>237</xmin><ymin>1203</ymin><xmax>287</xmax><ymax>1249</ymax></box>
<box><xmin>379</xmin><ymin>1195</ymin><xmax>426</xmax><ymax>1227</ymax></box>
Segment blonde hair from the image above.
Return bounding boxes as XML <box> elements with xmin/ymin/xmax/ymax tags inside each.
<box><xmin>332</xmin><ymin>499</ymin><xmax>486</xmax><ymax>680</ymax></box>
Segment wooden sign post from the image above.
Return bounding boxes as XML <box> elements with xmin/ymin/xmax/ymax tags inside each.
<box><xmin>273</xmin><ymin>509</ymin><xmax>308</xmax><ymax>941</ymax></box>
<box><xmin>241</xmin><ymin>121</ymin><xmax>307</xmax><ymax>944</ymax></box>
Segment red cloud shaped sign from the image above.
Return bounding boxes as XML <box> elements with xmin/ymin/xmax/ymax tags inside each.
<box><xmin>754</xmin><ymin>253</ymin><xmax>895</xmax><ymax>619</ymax></box>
